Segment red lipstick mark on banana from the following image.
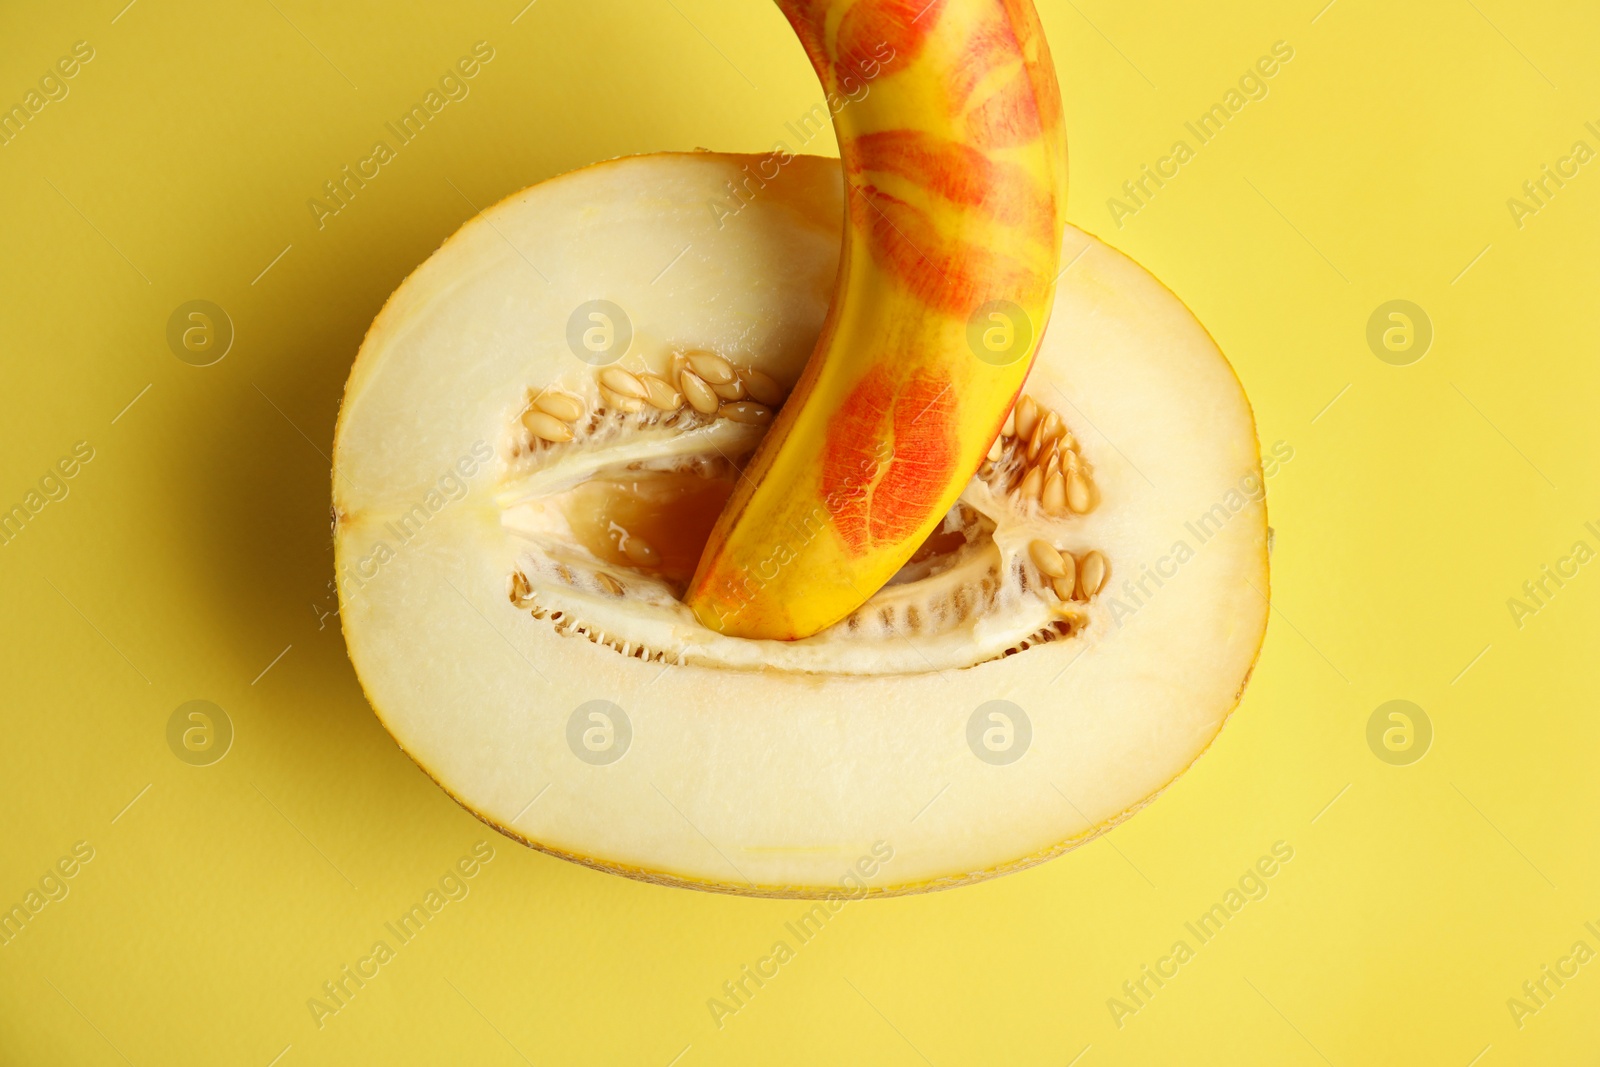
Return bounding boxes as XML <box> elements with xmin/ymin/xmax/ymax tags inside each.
<box><xmin>821</xmin><ymin>365</ymin><xmax>959</xmax><ymax>554</ymax></box>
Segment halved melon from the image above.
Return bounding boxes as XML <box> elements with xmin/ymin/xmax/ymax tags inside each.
<box><xmin>333</xmin><ymin>152</ymin><xmax>1268</xmax><ymax>897</ymax></box>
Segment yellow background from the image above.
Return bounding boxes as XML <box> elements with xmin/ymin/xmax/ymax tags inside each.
<box><xmin>2</xmin><ymin>0</ymin><xmax>1597</xmax><ymax>1063</ymax></box>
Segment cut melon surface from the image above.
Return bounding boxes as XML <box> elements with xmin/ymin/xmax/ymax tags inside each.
<box><xmin>333</xmin><ymin>152</ymin><xmax>1269</xmax><ymax>897</ymax></box>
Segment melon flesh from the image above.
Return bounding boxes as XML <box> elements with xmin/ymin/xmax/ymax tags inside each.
<box><xmin>333</xmin><ymin>152</ymin><xmax>1268</xmax><ymax>896</ymax></box>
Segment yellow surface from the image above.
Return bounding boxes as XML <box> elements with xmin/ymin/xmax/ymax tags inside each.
<box><xmin>1</xmin><ymin>1</ymin><xmax>1595</xmax><ymax>1063</ymax></box>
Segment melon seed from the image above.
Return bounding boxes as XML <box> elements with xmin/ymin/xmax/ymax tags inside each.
<box><xmin>639</xmin><ymin>374</ymin><xmax>684</xmax><ymax>410</ymax></box>
<box><xmin>1040</xmin><ymin>409</ymin><xmax>1063</xmax><ymax>446</ymax></box>
<box><xmin>599</xmin><ymin>366</ymin><xmax>648</xmax><ymax>400</ymax></box>
<box><xmin>1026</xmin><ymin>418</ymin><xmax>1048</xmax><ymax>460</ymax></box>
<box><xmin>596</xmin><ymin>573</ymin><xmax>624</xmax><ymax>596</ymax></box>
<box><xmin>622</xmin><ymin>535</ymin><xmax>660</xmax><ymax>566</ymax></box>
<box><xmin>1028</xmin><ymin>539</ymin><xmax>1066</xmax><ymax>578</ymax></box>
<box><xmin>1041</xmin><ymin>470</ymin><xmax>1067</xmax><ymax>514</ymax></box>
<box><xmin>1079</xmin><ymin>550</ymin><xmax>1107</xmax><ymax>599</ymax></box>
<box><xmin>687</xmin><ymin>351</ymin><xmax>737</xmax><ymax>385</ymax></box>
<box><xmin>712</xmin><ymin>377</ymin><xmax>746</xmax><ymax>401</ymax></box>
<box><xmin>1014</xmin><ymin>395</ymin><xmax>1039</xmax><ymax>441</ymax></box>
<box><xmin>741</xmin><ymin>368</ymin><xmax>785</xmax><ymax>407</ymax></box>
<box><xmin>719</xmin><ymin>401</ymin><xmax>772</xmax><ymax>425</ymax></box>
<box><xmin>534</xmin><ymin>392</ymin><xmax>585</xmax><ymax>422</ymax></box>
<box><xmin>524</xmin><ymin>411</ymin><xmax>574</xmax><ymax>443</ymax></box>
<box><xmin>1067</xmin><ymin>470</ymin><xmax>1092</xmax><ymax>514</ymax></box>
<box><xmin>1030</xmin><ymin>410</ymin><xmax>1065</xmax><ymax>461</ymax></box>
<box><xmin>1018</xmin><ymin>466</ymin><xmax>1043</xmax><ymax>502</ymax></box>
<box><xmin>680</xmin><ymin>371</ymin><xmax>719</xmax><ymax>414</ymax></box>
<box><xmin>601</xmin><ymin>388</ymin><xmax>643</xmax><ymax>413</ymax></box>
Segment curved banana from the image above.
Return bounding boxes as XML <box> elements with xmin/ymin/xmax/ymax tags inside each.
<box><xmin>685</xmin><ymin>0</ymin><xmax>1068</xmax><ymax>640</ymax></box>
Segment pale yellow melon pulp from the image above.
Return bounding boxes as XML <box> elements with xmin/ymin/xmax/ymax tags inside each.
<box><xmin>333</xmin><ymin>152</ymin><xmax>1269</xmax><ymax>897</ymax></box>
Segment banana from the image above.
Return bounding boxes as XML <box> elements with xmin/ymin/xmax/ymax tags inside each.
<box><xmin>685</xmin><ymin>0</ymin><xmax>1067</xmax><ymax>640</ymax></box>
